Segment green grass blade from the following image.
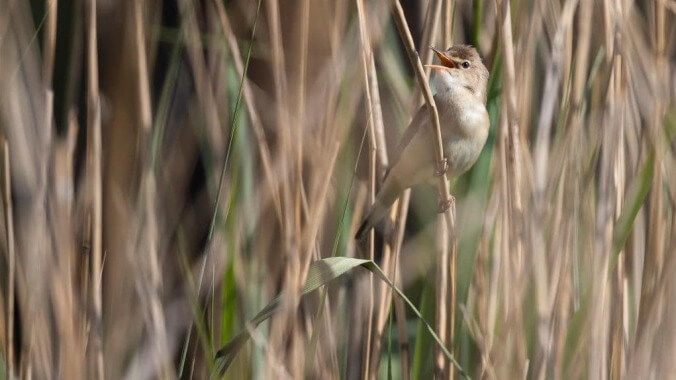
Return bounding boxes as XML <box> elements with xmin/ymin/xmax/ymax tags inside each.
<box><xmin>411</xmin><ymin>283</ymin><xmax>433</xmax><ymax>380</ymax></box>
<box><xmin>214</xmin><ymin>257</ymin><xmax>470</xmax><ymax>379</ymax></box>
<box><xmin>611</xmin><ymin>150</ymin><xmax>654</xmax><ymax>260</ymax></box>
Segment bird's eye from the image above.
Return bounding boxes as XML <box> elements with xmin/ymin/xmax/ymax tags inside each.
<box><xmin>461</xmin><ymin>61</ymin><xmax>470</xmax><ymax>69</ymax></box>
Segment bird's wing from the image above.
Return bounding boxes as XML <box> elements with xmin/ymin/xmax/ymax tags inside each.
<box><xmin>386</xmin><ymin>95</ymin><xmax>443</xmax><ymax>176</ymax></box>
<box><xmin>387</xmin><ymin>104</ymin><xmax>425</xmax><ymax>174</ymax></box>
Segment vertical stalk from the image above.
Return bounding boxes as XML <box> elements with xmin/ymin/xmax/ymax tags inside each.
<box><xmin>42</xmin><ymin>0</ymin><xmax>57</xmax><ymax>86</ymax></box>
<box><xmin>355</xmin><ymin>1</ymin><xmax>377</xmax><ymax>377</ymax></box>
<box><xmin>442</xmin><ymin>0</ymin><xmax>453</xmax><ymax>48</ymax></box>
<box><xmin>2</xmin><ymin>141</ymin><xmax>15</xmax><ymax>380</ymax></box>
<box><xmin>85</xmin><ymin>0</ymin><xmax>104</xmax><ymax>377</ymax></box>
<box><xmin>443</xmin><ymin>3</ymin><xmax>455</xmax><ymax>378</ymax></box>
<box><xmin>435</xmin><ymin>215</ymin><xmax>449</xmax><ymax>378</ymax></box>
<box><xmin>390</xmin><ymin>0</ymin><xmax>457</xmax><ymax>375</ymax></box>
<box><xmin>448</xmin><ymin>201</ymin><xmax>457</xmax><ymax>380</ymax></box>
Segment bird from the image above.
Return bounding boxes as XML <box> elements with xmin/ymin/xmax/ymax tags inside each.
<box><xmin>355</xmin><ymin>44</ymin><xmax>490</xmax><ymax>240</ymax></box>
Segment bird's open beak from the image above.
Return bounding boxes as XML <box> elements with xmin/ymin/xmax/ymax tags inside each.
<box><xmin>426</xmin><ymin>46</ymin><xmax>456</xmax><ymax>71</ymax></box>
<box><xmin>425</xmin><ymin>64</ymin><xmax>448</xmax><ymax>72</ymax></box>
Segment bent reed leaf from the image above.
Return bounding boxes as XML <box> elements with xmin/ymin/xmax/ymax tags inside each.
<box><xmin>214</xmin><ymin>257</ymin><xmax>470</xmax><ymax>379</ymax></box>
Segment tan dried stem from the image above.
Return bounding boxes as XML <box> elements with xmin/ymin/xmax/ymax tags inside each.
<box><xmin>2</xmin><ymin>140</ymin><xmax>16</xmax><ymax>379</ymax></box>
<box><xmin>85</xmin><ymin>0</ymin><xmax>104</xmax><ymax>377</ymax></box>
<box><xmin>390</xmin><ymin>0</ymin><xmax>457</xmax><ymax>375</ymax></box>
<box><xmin>131</xmin><ymin>2</ymin><xmax>172</xmax><ymax>377</ymax></box>
<box><xmin>42</xmin><ymin>0</ymin><xmax>57</xmax><ymax>86</ymax></box>
<box><xmin>355</xmin><ymin>1</ymin><xmax>377</xmax><ymax>377</ymax></box>
<box><xmin>353</xmin><ymin>1</ymin><xmax>406</xmax><ymax>376</ymax></box>
<box><xmin>442</xmin><ymin>0</ymin><xmax>453</xmax><ymax>48</ymax></box>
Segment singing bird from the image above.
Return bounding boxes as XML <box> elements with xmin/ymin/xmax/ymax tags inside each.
<box><xmin>356</xmin><ymin>45</ymin><xmax>490</xmax><ymax>240</ymax></box>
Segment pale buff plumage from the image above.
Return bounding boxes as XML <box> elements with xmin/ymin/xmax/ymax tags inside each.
<box><xmin>356</xmin><ymin>45</ymin><xmax>489</xmax><ymax>239</ymax></box>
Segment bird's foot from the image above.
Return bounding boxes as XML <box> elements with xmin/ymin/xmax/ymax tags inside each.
<box><xmin>434</xmin><ymin>158</ymin><xmax>448</xmax><ymax>177</ymax></box>
<box><xmin>438</xmin><ymin>196</ymin><xmax>455</xmax><ymax>213</ymax></box>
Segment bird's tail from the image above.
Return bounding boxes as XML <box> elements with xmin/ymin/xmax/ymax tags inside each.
<box><xmin>355</xmin><ymin>179</ymin><xmax>401</xmax><ymax>240</ymax></box>
<box><xmin>355</xmin><ymin>199</ymin><xmax>390</xmax><ymax>240</ymax></box>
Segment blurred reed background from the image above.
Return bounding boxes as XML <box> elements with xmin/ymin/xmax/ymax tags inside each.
<box><xmin>0</xmin><ymin>0</ymin><xmax>675</xmax><ymax>379</ymax></box>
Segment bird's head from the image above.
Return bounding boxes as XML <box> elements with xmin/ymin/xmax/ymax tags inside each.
<box><xmin>426</xmin><ymin>45</ymin><xmax>489</xmax><ymax>103</ymax></box>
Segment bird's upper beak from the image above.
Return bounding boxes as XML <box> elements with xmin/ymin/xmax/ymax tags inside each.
<box><xmin>425</xmin><ymin>46</ymin><xmax>457</xmax><ymax>72</ymax></box>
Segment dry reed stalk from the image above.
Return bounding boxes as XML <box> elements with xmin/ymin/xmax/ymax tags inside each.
<box><xmin>263</xmin><ymin>1</ymin><xmax>325</xmax><ymax>374</ymax></box>
<box><xmin>0</xmin><ymin>1</ymin><xmax>9</xmax><ymax>43</ymax></box>
<box><xmin>369</xmin><ymin>56</ymin><xmax>389</xmax><ymax>173</ymax></box>
<box><xmin>262</xmin><ymin>0</ymin><xmax>303</xmax><ymax>373</ymax></box>
<box><xmin>293</xmin><ymin>2</ymin><xmax>319</xmax><ymax>373</ymax></box>
<box><xmin>390</xmin><ymin>190</ymin><xmax>411</xmax><ymax>380</ymax></box>
<box><xmin>542</xmin><ymin>1</ymin><xmax>584</xmax><ymax>372</ymax></box>
<box><xmin>571</xmin><ymin>0</ymin><xmax>592</xmax><ymax>110</ymax></box>
<box><xmin>610</xmin><ymin>22</ymin><xmax>628</xmax><ymax>378</ymax></box>
<box><xmin>589</xmin><ymin>1</ymin><xmax>623</xmax><ymax>378</ymax></box>
<box><xmin>56</xmin><ymin>120</ymin><xmax>89</xmax><ymax>377</ymax></box>
<box><xmin>370</xmin><ymin>2</ymin><xmax>446</xmax><ymax>374</ymax></box>
<box><xmin>85</xmin><ymin>0</ymin><xmax>104</xmax><ymax>377</ymax></box>
<box><xmin>529</xmin><ymin>2</ymin><xmax>578</xmax><ymax>377</ymax></box>
<box><xmin>130</xmin><ymin>2</ymin><xmax>171</xmax><ymax>377</ymax></box>
<box><xmin>435</xmin><ymin>214</ymin><xmax>450</xmax><ymax>378</ymax></box>
<box><xmin>409</xmin><ymin>0</ymin><xmax>443</xmax><ymax>111</ymax></box>
<box><xmin>442</xmin><ymin>0</ymin><xmax>452</xmax><ymax>48</ymax></box>
<box><xmin>366</xmin><ymin>10</ymin><xmax>422</xmax><ymax>377</ymax></box>
<box><xmin>42</xmin><ymin>0</ymin><xmax>57</xmax><ymax>86</ymax></box>
<box><xmin>390</xmin><ymin>0</ymin><xmax>461</xmax><ymax>376</ymax></box>
<box><xmin>263</xmin><ymin>0</ymin><xmax>293</xmax><ymax>241</ymax></box>
<box><xmin>295</xmin><ymin>0</ymin><xmax>309</xmax><ymax>261</ymax></box>
<box><xmin>418</xmin><ymin>0</ymin><xmax>443</xmax><ymax>69</ymax></box>
<box><xmin>371</xmin><ymin>202</ymin><xmax>409</xmax><ymax>377</ymax></box>
<box><xmin>633</xmin><ymin>1</ymin><xmax>670</xmax><ymax>377</ymax></box>
<box><xmin>42</xmin><ymin>19</ymin><xmax>66</xmax><ymax>354</ymax></box>
<box><xmin>494</xmin><ymin>0</ymin><xmax>524</xmax><ymax>251</ymax></box>
<box><xmin>441</xmin><ymin>4</ymin><xmax>456</xmax><ymax>379</ymax></box>
<box><xmin>469</xmin><ymin>193</ymin><xmax>500</xmax><ymax>379</ymax></box>
<box><xmin>321</xmin><ymin>294</ymin><xmax>340</xmax><ymax>378</ymax></box>
<box><xmin>372</xmin><ymin>1</ymin><xmax>455</xmax><ymax>374</ymax></box>
<box><xmin>488</xmin><ymin>112</ymin><xmax>507</xmax><ymax>376</ymax></box>
<box><xmin>511</xmin><ymin>0</ymin><xmax>542</xmax><ymax>138</ymax></box>
<box><xmin>293</xmin><ymin>137</ymin><xmax>341</xmax><ymax>375</ymax></box>
<box><xmin>392</xmin><ymin>263</ymin><xmax>410</xmax><ymax>380</ymax></box>
<box><xmin>447</xmin><ymin>203</ymin><xmax>457</xmax><ymax>380</ymax></box>
<box><xmin>353</xmin><ymin>0</ymin><xmax>403</xmax><ymax>375</ymax></box>
<box><xmin>299</xmin><ymin>139</ymin><xmax>342</xmax><ymax>278</ymax></box>
<box><xmin>493</xmin><ymin>1</ymin><xmax>530</xmax><ymax>374</ymax></box>
<box><xmin>0</xmin><ymin>1</ymin><xmax>54</xmax><ymax>375</ymax></box>
<box><xmin>355</xmin><ymin>1</ymin><xmax>377</xmax><ymax>375</ymax></box>
<box><xmin>2</xmin><ymin>140</ymin><xmax>15</xmax><ymax>379</ymax></box>
<box><xmin>364</xmin><ymin>87</ymin><xmax>376</xmax><ymax>380</ymax></box>
<box><xmin>293</xmin><ymin>2</ymin><xmax>363</xmax><ymax>374</ymax></box>
<box><xmin>47</xmin><ymin>79</ymin><xmax>84</xmax><ymax>378</ymax></box>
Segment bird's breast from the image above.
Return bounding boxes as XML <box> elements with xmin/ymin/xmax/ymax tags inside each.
<box><xmin>459</xmin><ymin>101</ymin><xmax>489</xmax><ymax>133</ymax></box>
<box><xmin>440</xmin><ymin>99</ymin><xmax>489</xmax><ymax>175</ymax></box>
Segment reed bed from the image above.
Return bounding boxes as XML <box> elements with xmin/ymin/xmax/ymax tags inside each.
<box><xmin>0</xmin><ymin>0</ymin><xmax>674</xmax><ymax>379</ymax></box>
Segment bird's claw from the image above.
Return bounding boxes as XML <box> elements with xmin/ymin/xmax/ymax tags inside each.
<box><xmin>438</xmin><ymin>196</ymin><xmax>455</xmax><ymax>213</ymax></box>
<box><xmin>434</xmin><ymin>158</ymin><xmax>448</xmax><ymax>177</ymax></box>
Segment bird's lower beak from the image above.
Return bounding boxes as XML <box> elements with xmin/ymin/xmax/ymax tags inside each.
<box><xmin>430</xmin><ymin>46</ymin><xmax>456</xmax><ymax>69</ymax></box>
<box><xmin>424</xmin><ymin>64</ymin><xmax>449</xmax><ymax>72</ymax></box>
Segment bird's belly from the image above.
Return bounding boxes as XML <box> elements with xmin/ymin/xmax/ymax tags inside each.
<box><xmin>445</xmin><ymin>137</ymin><xmax>484</xmax><ymax>176</ymax></box>
<box><xmin>442</xmin><ymin>104</ymin><xmax>488</xmax><ymax>176</ymax></box>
